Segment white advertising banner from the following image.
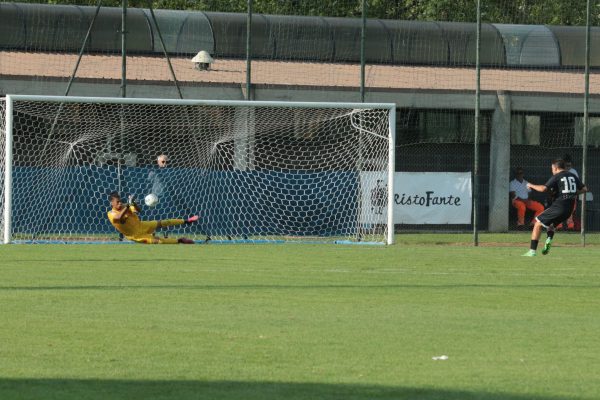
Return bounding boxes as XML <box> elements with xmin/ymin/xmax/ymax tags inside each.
<box><xmin>360</xmin><ymin>172</ymin><xmax>472</xmax><ymax>224</ymax></box>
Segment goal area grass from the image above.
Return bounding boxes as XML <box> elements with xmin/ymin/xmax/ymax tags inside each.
<box><xmin>1</xmin><ymin>233</ymin><xmax>599</xmax><ymax>400</ymax></box>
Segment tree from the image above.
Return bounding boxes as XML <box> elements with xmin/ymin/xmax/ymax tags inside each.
<box><xmin>36</xmin><ymin>0</ymin><xmax>600</xmax><ymax>26</ymax></box>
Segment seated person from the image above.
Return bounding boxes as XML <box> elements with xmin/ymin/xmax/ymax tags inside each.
<box><xmin>509</xmin><ymin>167</ymin><xmax>544</xmax><ymax>229</ymax></box>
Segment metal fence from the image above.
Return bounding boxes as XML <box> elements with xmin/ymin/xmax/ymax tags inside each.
<box><xmin>0</xmin><ymin>0</ymin><xmax>598</xmax><ymax>244</ymax></box>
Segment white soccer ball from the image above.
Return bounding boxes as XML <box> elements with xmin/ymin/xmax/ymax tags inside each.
<box><xmin>144</xmin><ymin>193</ymin><xmax>159</xmax><ymax>208</ymax></box>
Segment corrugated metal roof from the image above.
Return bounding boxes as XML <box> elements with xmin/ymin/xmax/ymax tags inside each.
<box><xmin>3</xmin><ymin>2</ymin><xmax>600</xmax><ymax>67</ymax></box>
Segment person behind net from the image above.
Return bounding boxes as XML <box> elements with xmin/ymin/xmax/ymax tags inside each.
<box><xmin>509</xmin><ymin>167</ymin><xmax>544</xmax><ymax>229</ymax></box>
<box><xmin>522</xmin><ymin>158</ymin><xmax>587</xmax><ymax>257</ymax></box>
<box><xmin>147</xmin><ymin>154</ymin><xmax>200</xmax><ymax>239</ymax></box>
<box><xmin>148</xmin><ymin>154</ymin><xmax>169</xmax><ymax>200</ymax></box>
<box><xmin>107</xmin><ymin>192</ymin><xmax>199</xmax><ymax>244</ymax></box>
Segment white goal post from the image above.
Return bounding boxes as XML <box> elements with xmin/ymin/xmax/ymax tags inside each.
<box><xmin>1</xmin><ymin>95</ymin><xmax>395</xmax><ymax>245</ymax></box>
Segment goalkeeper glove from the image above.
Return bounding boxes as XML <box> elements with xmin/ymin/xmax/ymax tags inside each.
<box><xmin>127</xmin><ymin>194</ymin><xmax>137</xmax><ymax>207</ymax></box>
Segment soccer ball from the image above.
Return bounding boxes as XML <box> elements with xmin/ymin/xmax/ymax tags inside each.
<box><xmin>144</xmin><ymin>193</ymin><xmax>159</xmax><ymax>208</ymax></box>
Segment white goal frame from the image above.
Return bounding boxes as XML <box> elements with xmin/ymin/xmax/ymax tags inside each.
<box><xmin>2</xmin><ymin>95</ymin><xmax>395</xmax><ymax>245</ymax></box>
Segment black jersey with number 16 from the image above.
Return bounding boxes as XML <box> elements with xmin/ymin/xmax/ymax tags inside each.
<box><xmin>544</xmin><ymin>171</ymin><xmax>584</xmax><ymax>209</ymax></box>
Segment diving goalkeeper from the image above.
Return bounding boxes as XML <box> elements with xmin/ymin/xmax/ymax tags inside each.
<box><xmin>107</xmin><ymin>192</ymin><xmax>198</xmax><ymax>244</ymax></box>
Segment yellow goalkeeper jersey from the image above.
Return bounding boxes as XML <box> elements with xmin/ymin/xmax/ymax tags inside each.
<box><xmin>107</xmin><ymin>206</ymin><xmax>147</xmax><ymax>238</ymax></box>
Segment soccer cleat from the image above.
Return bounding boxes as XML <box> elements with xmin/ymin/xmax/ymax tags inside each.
<box><xmin>185</xmin><ymin>215</ymin><xmax>199</xmax><ymax>224</ymax></box>
<box><xmin>522</xmin><ymin>249</ymin><xmax>537</xmax><ymax>257</ymax></box>
<box><xmin>541</xmin><ymin>238</ymin><xmax>552</xmax><ymax>255</ymax></box>
<box><xmin>177</xmin><ymin>238</ymin><xmax>195</xmax><ymax>244</ymax></box>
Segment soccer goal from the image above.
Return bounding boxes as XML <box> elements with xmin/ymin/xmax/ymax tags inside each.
<box><xmin>1</xmin><ymin>95</ymin><xmax>395</xmax><ymax>245</ymax></box>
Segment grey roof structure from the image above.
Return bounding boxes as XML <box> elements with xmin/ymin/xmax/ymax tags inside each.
<box><xmin>2</xmin><ymin>2</ymin><xmax>600</xmax><ymax>67</ymax></box>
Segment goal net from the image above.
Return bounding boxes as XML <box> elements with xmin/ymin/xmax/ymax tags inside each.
<box><xmin>1</xmin><ymin>96</ymin><xmax>395</xmax><ymax>245</ymax></box>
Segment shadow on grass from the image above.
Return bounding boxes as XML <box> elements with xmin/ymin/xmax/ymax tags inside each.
<box><xmin>0</xmin><ymin>283</ymin><xmax>599</xmax><ymax>291</ymax></box>
<box><xmin>8</xmin><ymin>259</ymin><xmax>199</xmax><ymax>263</ymax></box>
<box><xmin>0</xmin><ymin>379</ymin><xmax>575</xmax><ymax>400</ymax></box>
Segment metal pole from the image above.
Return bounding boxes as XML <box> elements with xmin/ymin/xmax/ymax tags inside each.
<box><xmin>356</xmin><ymin>0</ymin><xmax>367</xmax><ymax>238</ymax></box>
<box><xmin>121</xmin><ymin>0</ymin><xmax>127</xmax><ymax>98</ymax></box>
<box><xmin>473</xmin><ymin>0</ymin><xmax>481</xmax><ymax>246</ymax></box>
<box><xmin>581</xmin><ymin>0</ymin><xmax>591</xmax><ymax>246</ymax></box>
<box><xmin>360</xmin><ymin>0</ymin><xmax>366</xmax><ymax>103</ymax></box>
<box><xmin>3</xmin><ymin>97</ymin><xmax>13</xmax><ymax>244</ymax></box>
<box><xmin>41</xmin><ymin>0</ymin><xmax>103</xmax><ymax>158</ymax></box>
<box><xmin>246</xmin><ymin>0</ymin><xmax>253</xmax><ymax>100</ymax></box>
<box><xmin>8</xmin><ymin>96</ymin><xmax>397</xmax><ymax>109</ymax></box>
<box><xmin>147</xmin><ymin>1</ymin><xmax>183</xmax><ymax>99</ymax></box>
<box><xmin>387</xmin><ymin>106</ymin><xmax>396</xmax><ymax>245</ymax></box>
<box><xmin>119</xmin><ymin>0</ymin><xmax>128</xmax><ymax>222</ymax></box>
<box><xmin>65</xmin><ymin>0</ymin><xmax>103</xmax><ymax>96</ymax></box>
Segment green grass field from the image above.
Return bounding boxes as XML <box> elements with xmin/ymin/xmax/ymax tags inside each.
<box><xmin>1</xmin><ymin>233</ymin><xmax>599</xmax><ymax>400</ymax></box>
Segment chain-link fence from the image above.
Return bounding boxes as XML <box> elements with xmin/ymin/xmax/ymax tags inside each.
<box><xmin>0</xmin><ymin>0</ymin><xmax>598</xmax><ymax>243</ymax></box>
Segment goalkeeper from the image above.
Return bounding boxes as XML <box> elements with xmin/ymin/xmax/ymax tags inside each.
<box><xmin>107</xmin><ymin>192</ymin><xmax>198</xmax><ymax>244</ymax></box>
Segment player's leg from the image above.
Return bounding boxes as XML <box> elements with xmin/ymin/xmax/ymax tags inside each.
<box><xmin>512</xmin><ymin>199</ymin><xmax>527</xmax><ymax>228</ymax></box>
<box><xmin>523</xmin><ymin>208</ymin><xmax>554</xmax><ymax>256</ymax></box>
<box><xmin>155</xmin><ymin>237</ymin><xmax>195</xmax><ymax>244</ymax></box>
<box><xmin>128</xmin><ymin>234</ymin><xmax>192</xmax><ymax>244</ymax></box>
<box><xmin>139</xmin><ymin>221</ymin><xmax>160</xmax><ymax>235</ymax></box>
<box><xmin>542</xmin><ymin>227</ymin><xmax>555</xmax><ymax>255</ymax></box>
<box><xmin>566</xmin><ymin>202</ymin><xmax>577</xmax><ymax>230</ymax></box>
<box><xmin>158</xmin><ymin>215</ymin><xmax>198</xmax><ymax>228</ymax></box>
<box><xmin>527</xmin><ymin>205</ymin><xmax>570</xmax><ymax>256</ymax></box>
<box><xmin>527</xmin><ymin>200</ymin><xmax>545</xmax><ymax>222</ymax></box>
<box><xmin>158</xmin><ymin>219</ymin><xmax>184</xmax><ymax>228</ymax></box>
<box><xmin>545</xmin><ymin>206</ymin><xmax>574</xmax><ymax>254</ymax></box>
<box><xmin>175</xmin><ymin>196</ymin><xmax>209</xmax><ymax>241</ymax></box>
<box><xmin>523</xmin><ymin>221</ymin><xmax>544</xmax><ymax>256</ymax></box>
<box><xmin>129</xmin><ymin>235</ymin><xmax>157</xmax><ymax>244</ymax></box>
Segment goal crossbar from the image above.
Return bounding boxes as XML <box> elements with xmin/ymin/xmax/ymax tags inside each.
<box><xmin>5</xmin><ymin>95</ymin><xmax>396</xmax><ymax>111</ymax></box>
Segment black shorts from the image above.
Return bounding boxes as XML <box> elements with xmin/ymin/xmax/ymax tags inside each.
<box><xmin>536</xmin><ymin>203</ymin><xmax>573</xmax><ymax>228</ymax></box>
